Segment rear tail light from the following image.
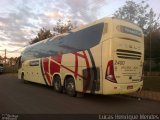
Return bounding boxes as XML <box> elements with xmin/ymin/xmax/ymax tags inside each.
<box><xmin>105</xmin><ymin>60</ymin><xmax>117</xmax><ymax>83</ymax></box>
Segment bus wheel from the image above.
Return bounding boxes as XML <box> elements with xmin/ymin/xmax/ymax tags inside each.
<box><xmin>53</xmin><ymin>76</ymin><xmax>63</xmax><ymax>93</ymax></box>
<box><xmin>65</xmin><ymin>77</ymin><xmax>76</xmax><ymax>97</ymax></box>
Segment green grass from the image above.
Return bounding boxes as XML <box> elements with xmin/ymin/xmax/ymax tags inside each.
<box><xmin>143</xmin><ymin>76</ymin><xmax>160</xmax><ymax>92</ymax></box>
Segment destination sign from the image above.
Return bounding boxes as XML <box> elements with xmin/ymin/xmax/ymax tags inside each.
<box><xmin>117</xmin><ymin>25</ymin><xmax>142</xmax><ymax>37</ymax></box>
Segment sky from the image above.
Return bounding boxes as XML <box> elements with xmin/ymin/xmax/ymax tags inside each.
<box><xmin>0</xmin><ymin>0</ymin><xmax>160</xmax><ymax>58</ymax></box>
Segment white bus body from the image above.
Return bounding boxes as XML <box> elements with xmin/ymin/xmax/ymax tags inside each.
<box><xmin>18</xmin><ymin>18</ymin><xmax>144</xmax><ymax>96</ymax></box>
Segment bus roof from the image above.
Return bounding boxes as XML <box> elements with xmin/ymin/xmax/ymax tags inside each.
<box><xmin>22</xmin><ymin>17</ymin><xmax>143</xmax><ymax>59</ymax></box>
<box><xmin>71</xmin><ymin>17</ymin><xmax>111</xmax><ymax>32</ymax></box>
<box><xmin>71</xmin><ymin>17</ymin><xmax>142</xmax><ymax>33</ymax></box>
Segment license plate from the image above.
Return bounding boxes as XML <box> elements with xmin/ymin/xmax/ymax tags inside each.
<box><xmin>127</xmin><ymin>85</ymin><xmax>133</xmax><ymax>89</ymax></box>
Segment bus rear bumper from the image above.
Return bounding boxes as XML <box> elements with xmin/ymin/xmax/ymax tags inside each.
<box><xmin>102</xmin><ymin>81</ymin><xmax>143</xmax><ymax>95</ymax></box>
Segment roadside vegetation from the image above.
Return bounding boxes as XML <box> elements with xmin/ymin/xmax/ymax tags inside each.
<box><xmin>143</xmin><ymin>76</ymin><xmax>160</xmax><ymax>92</ymax></box>
<box><xmin>3</xmin><ymin>64</ymin><xmax>18</xmax><ymax>73</ymax></box>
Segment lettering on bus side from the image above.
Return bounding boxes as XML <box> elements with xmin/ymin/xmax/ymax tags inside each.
<box><xmin>29</xmin><ymin>60</ymin><xmax>39</xmax><ymax>66</ymax></box>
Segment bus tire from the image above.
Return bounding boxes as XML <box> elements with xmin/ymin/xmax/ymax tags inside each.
<box><xmin>53</xmin><ymin>76</ymin><xmax>63</xmax><ymax>93</ymax></box>
<box><xmin>65</xmin><ymin>77</ymin><xmax>76</xmax><ymax>97</ymax></box>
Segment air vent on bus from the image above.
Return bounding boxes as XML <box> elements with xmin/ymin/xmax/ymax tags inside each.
<box><xmin>116</xmin><ymin>49</ymin><xmax>141</xmax><ymax>60</ymax></box>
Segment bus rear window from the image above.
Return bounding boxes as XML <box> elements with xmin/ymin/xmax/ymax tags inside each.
<box><xmin>116</xmin><ymin>25</ymin><xmax>142</xmax><ymax>37</ymax></box>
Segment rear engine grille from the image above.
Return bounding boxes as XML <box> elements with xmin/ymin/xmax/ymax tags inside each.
<box><xmin>116</xmin><ymin>49</ymin><xmax>141</xmax><ymax>60</ymax></box>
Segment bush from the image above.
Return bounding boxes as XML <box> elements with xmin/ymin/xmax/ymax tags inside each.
<box><xmin>4</xmin><ymin>65</ymin><xmax>18</xmax><ymax>73</ymax></box>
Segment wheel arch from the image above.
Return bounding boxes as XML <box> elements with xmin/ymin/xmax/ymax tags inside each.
<box><xmin>52</xmin><ymin>73</ymin><xmax>62</xmax><ymax>86</ymax></box>
<box><xmin>64</xmin><ymin>74</ymin><xmax>76</xmax><ymax>88</ymax></box>
<box><xmin>21</xmin><ymin>72</ymin><xmax>24</xmax><ymax>78</ymax></box>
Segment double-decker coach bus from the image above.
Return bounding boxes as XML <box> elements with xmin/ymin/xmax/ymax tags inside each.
<box><xmin>18</xmin><ymin>17</ymin><xmax>144</xmax><ymax>97</ymax></box>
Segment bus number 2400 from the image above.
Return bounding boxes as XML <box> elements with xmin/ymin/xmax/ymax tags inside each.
<box><xmin>114</xmin><ymin>60</ymin><xmax>125</xmax><ymax>65</ymax></box>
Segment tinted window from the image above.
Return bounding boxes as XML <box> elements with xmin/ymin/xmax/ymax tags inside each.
<box><xmin>22</xmin><ymin>23</ymin><xmax>104</xmax><ymax>61</ymax></box>
<box><xmin>60</xmin><ymin>23</ymin><xmax>104</xmax><ymax>52</ymax></box>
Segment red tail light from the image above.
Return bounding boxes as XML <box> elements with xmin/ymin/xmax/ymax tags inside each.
<box><xmin>105</xmin><ymin>60</ymin><xmax>117</xmax><ymax>83</ymax></box>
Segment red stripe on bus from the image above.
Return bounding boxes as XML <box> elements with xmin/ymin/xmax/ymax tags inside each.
<box><xmin>73</xmin><ymin>52</ymin><xmax>85</xmax><ymax>58</ymax></box>
<box><xmin>46</xmin><ymin>72</ymin><xmax>51</xmax><ymax>84</ymax></box>
<box><xmin>42</xmin><ymin>51</ymin><xmax>91</xmax><ymax>89</ymax></box>
<box><xmin>60</xmin><ymin>64</ymin><xmax>85</xmax><ymax>79</ymax></box>
<box><xmin>50</xmin><ymin>55</ymin><xmax>62</xmax><ymax>75</ymax></box>
<box><xmin>51</xmin><ymin>55</ymin><xmax>62</xmax><ymax>63</ymax></box>
<box><xmin>42</xmin><ymin>58</ymin><xmax>51</xmax><ymax>85</ymax></box>
<box><xmin>74</xmin><ymin>53</ymin><xmax>78</xmax><ymax>79</ymax></box>
<box><xmin>72</xmin><ymin>51</ymin><xmax>91</xmax><ymax>91</ymax></box>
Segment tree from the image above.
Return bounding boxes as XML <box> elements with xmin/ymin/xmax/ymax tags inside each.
<box><xmin>113</xmin><ymin>0</ymin><xmax>160</xmax><ymax>72</ymax></box>
<box><xmin>8</xmin><ymin>57</ymin><xmax>17</xmax><ymax>66</ymax></box>
<box><xmin>29</xmin><ymin>28</ymin><xmax>53</xmax><ymax>44</ymax></box>
<box><xmin>53</xmin><ymin>19</ymin><xmax>74</xmax><ymax>34</ymax></box>
<box><xmin>29</xmin><ymin>19</ymin><xmax>74</xmax><ymax>44</ymax></box>
<box><xmin>0</xmin><ymin>56</ymin><xmax>3</xmax><ymax>63</ymax></box>
<box><xmin>113</xmin><ymin>0</ymin><xmax>160</xmax><ymax>35</ymax></box>
<box><xmin>145</xmin><ymin>28</ymin><xmax>160</xmax><ymax>58</ymax></box>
